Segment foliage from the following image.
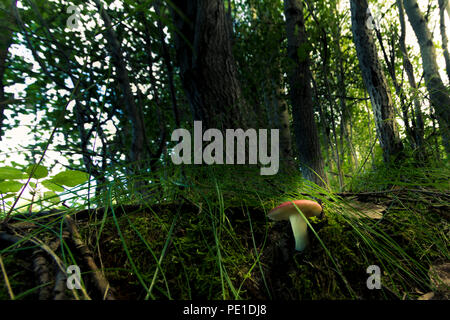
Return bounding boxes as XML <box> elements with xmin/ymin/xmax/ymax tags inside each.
<box><xmin>0</xmin><ymin>163</ymin><xmax>89</xmax><ymax>215</ymax></box>
<box><xmin>0</xmin><ymin>0</ymin><xmax>448</xmax><ymax>301</ymax></box>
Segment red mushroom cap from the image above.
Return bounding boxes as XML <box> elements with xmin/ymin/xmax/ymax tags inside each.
<box><xmin>268</xmin><ymin>200</ymin><xmax>322</xmax><ymax>221</ymax></box>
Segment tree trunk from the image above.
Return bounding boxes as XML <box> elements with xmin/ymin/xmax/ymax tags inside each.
<box><xmin>154</xmin><ymin>0</ymin><xmax>181</xmax><ymax>128</ymax></box>
<box><xmin>439</xmin><ymin>0</ymin><xmax>450</xmax><ymax>83</ymax></box>
<box><xmin>350</xmin><ymin>0</ymin><xmax>403</xmax><ymax>163</ymax></box>
<box><xmin>397</xmin><ymin>0</ymin><xmax>425</xmax><ymax>151</ymax></box>
<box><xmin>273</xmin><ymin>77</ymin><xmax>295</xmax><ymax>169</ymax></box>
<box><xmin>374</xmin><ymin>26</ymin><xmax>416</xmax><ymax>149</ymax></box>
<box><xmin>404</xmin><ymin>0</ymin><xmax>450</xmax><ymax>156</ymax></box>
<box><xmin>94</xmin><ymin>0</ymin><xmax>146</xmax><ymax>169</ymax></box>
<box><xmin>263</xmin><ymin>74</ymin><xmax>295</xmax><ymax>169</ymax></box>
<box><xmin>284</xmin><ymin>0</ymin><xmax>327</xmax><ymax>186</ymax></box>
<box><xmin>171</xmin><ymin>0</ymin><xmax>253</xmax><ymax>130</ymax></box>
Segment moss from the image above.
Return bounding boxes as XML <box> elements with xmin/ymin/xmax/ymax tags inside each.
<box><xmin>0</xmin><ymin>253</ymin><xmax>37</xmax><ymax>300</ymax></box>
<box><xmin>1</xmin><ymin>164</ymin><xmax>448</xmax><ymax>300</ymax></box>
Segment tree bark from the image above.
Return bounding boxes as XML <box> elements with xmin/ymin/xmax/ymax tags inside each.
<box><xmin>284</xmin><ymin>0</ymin><xmax>327</xmax><ymax>186</ymax></box>
<box><xmin>439</xmin><ymin>0</ymin><xmax>450</xmax><ymax>83</ymax></box>
<box><xmin>350</xmin><ymin>0</ymin><xmax>403</xmax><ymax>163</ymax></box>
<box><xmin>171</xmin><ymin>0</ymin><xmax>253</xmax><ymax>130</ymax></box>
<box><xmin>404</xmin><ymin>0</ymin><xmax>450</xmax><ymax>156</ymax></box>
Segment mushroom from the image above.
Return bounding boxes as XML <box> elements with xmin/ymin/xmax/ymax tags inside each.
<box><xmin>267</xmin><ymin>200</ymin><xmax>322</xmax><ymax>251</ymax></box>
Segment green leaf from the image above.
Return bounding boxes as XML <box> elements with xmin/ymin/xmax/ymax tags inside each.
<box><xmin>0</xmin><ymin>167</ymin><xmax>26</xmax><ymax>180</ymax></box>
<box><xmin>43</xmin><ymin>191</ymin><xmax>60</xmax><ymax>204</ymax></box>
<box><xmin>29</xmin><ymin>182</ymin><xmax>36</xmax><ymax>188</ymax></box>
<box><xmin>0</xmin><ymin>181</ymin><xmax>23</xmax><ymax>193</ymax></box>
<box><xmin>41</xmin><ymin>179</ymin><xmax>65</xmax><ymax>192</ymax></box>
<box><xmin>26</xmin><ymin>164</ymin><xmax>48</xmax><ymax>179</ymax></box>
<box><xmin>51</xmin><ymin>170</ymin><xmax>89</xmax><ymax>187</ymax></box>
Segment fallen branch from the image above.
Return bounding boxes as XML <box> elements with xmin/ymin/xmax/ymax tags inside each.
<box><xmin>64</xmin><ymin>215</ymin><xmax>115</xmax><ymax>300</ymax></box>
<box><xmin>0</xmin><ymin>230</ymin><xmax>90</xmax><ymax>300</ymax></box>
<box><xmin>32</xmin><ymin>248</ymin><xmax>52</xmax><ymax>300</ymax></box>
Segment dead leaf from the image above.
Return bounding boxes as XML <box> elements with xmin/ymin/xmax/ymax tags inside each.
<box><xmin>417</xmin><ymin>292</ymin><xmax>435</xmax><ymax>300</ymax></box>
<box><xmin>429</xmin><ymin>262</ymin><xmax>450</xmax><ymax>291</ymax></box>
<box><xmin>343</xmin><ymin>199</ymin><xmax>386</xmax><ymax>220</ymax></box>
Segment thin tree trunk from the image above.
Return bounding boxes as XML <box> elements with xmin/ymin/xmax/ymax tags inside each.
<box><xmin>350</xmin><ymin>0</ymin><xmax>403</xmax><ymax>163</ymax></box>
<box><xmin>364</xmin><ymin>98</ymin><xmax>376</xmax><ymax>169</ymax></box>
<box><xmin>259</xmin><ymin>2</ymin><xmax>295</xmax><ymax>169</ymax></box>
<box><xmin>336</xmin><ymin>35</ymin><xmax>357</xmax><ymax>171</ymax></box>
<box><xmin>439</xmin><ymin>0</ymin><xmax>450</xmax><ymax>83</ymax></box>
<box><xmin>274</xmin><ymin>78</ymin><xmax>295</xmax><ymax>168</ymax></box>
<box><xmin>94</xmin><ymin>0</ymin><xmax>146</xmax><ymax>170</ymax></box>
<box><xmin>154</xmin><ymin>0</ymin><xmax>181</xmax><ymax>128</ymax></box>
<box><xmin>264</xmin><ymin>74</ymin><xmax>295</xmax><ymax>168</ymax></box>
<box><xmin>312</xmin><ymin>74</ymin><xmax>332</xmax><ymax>177</ymax></box>
<box><xmin>404</xmin><ymin>0</ymin><xmax>450</xmax><ymax>156</ymax></box>
<box><xmin>397</xmin><ymin>0</ymin><xmax>425</xmax><ymax>151</ymax></box>
<box><xmin>305</xmin><ymin>0</ymin><xmax>342</xmax><ymax>187</ymax></box>
<box><xmin>374</xmin><ymin>26</ymin><xmax>416</xmax><ymax>149</ymax></box>
<box><xmin>284</xmin><ymin>0</ymin><xmax>327</xmax><ymax>186</ymax></box>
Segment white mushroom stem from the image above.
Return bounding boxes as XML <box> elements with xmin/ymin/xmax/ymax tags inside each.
<box><xmin>289</xmin><ymin>213</ymin><xmax>309</xmax><ymax>251</ymax></box>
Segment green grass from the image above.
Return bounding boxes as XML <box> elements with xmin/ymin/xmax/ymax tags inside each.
<box><xmin>0</xmin><ymin>161</ymin><xmax>448</xmax><ymax>300</ymax></box>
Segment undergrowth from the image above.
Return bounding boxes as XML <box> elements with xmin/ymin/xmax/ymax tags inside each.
<box><xmin>0</xmin><ymin>161</ymin><xmax>449</xmax><ymax>300</ymax></box>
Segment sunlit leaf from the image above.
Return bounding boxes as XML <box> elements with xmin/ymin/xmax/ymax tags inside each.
<box><xmin>41</xmin><ymin>179</ymin><xmax>65</xmax><ymax>192</ymax></box>
<box><xmin>43</xmin><ymin>191</ymin><xmax>60</xmax><ymax>204</ymax></box>
<box><xmin>0</xmin><ymin>181</ymin><xmax>23</xmax><ymax>193</ymax></box>
<box><xmin>0</xmin><ymin>167</ymin><xmax>26</xmax><ymax>180</ymax></box>
<box><xmin>26</xmin><ymin>164</ymin><xmax>48</xmax><ymax>179</ymax></box>
<box><xmin>51</xmin><ymin>170</ymin><xmax>89</xmax><ymax>187</ymax></box>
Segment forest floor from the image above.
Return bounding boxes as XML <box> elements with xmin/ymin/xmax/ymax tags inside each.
<box><xmin>0</xmin><ymin>164</ymin><xmax>449</xmax><ymax>300</ymax></box>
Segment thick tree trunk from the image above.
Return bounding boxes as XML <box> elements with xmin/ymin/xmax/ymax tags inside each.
<box><xmin>404</xmin><ymin>0</ymin><xmax>450</xmax><ymax>156</ymax></box>
<box><xmin>284</xmin><ymin>0</ymin><xmax>327</xmax><ymax>186</ymax></box>
<box><xmin>171</xmin><ymin>0</ymin><xmax>253</xmax><ymax>130</ymax></box>
<box><xmin>350</xmin><ymin>0</ymin><xmax>403</xmax><ymax>163</ymax></box>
